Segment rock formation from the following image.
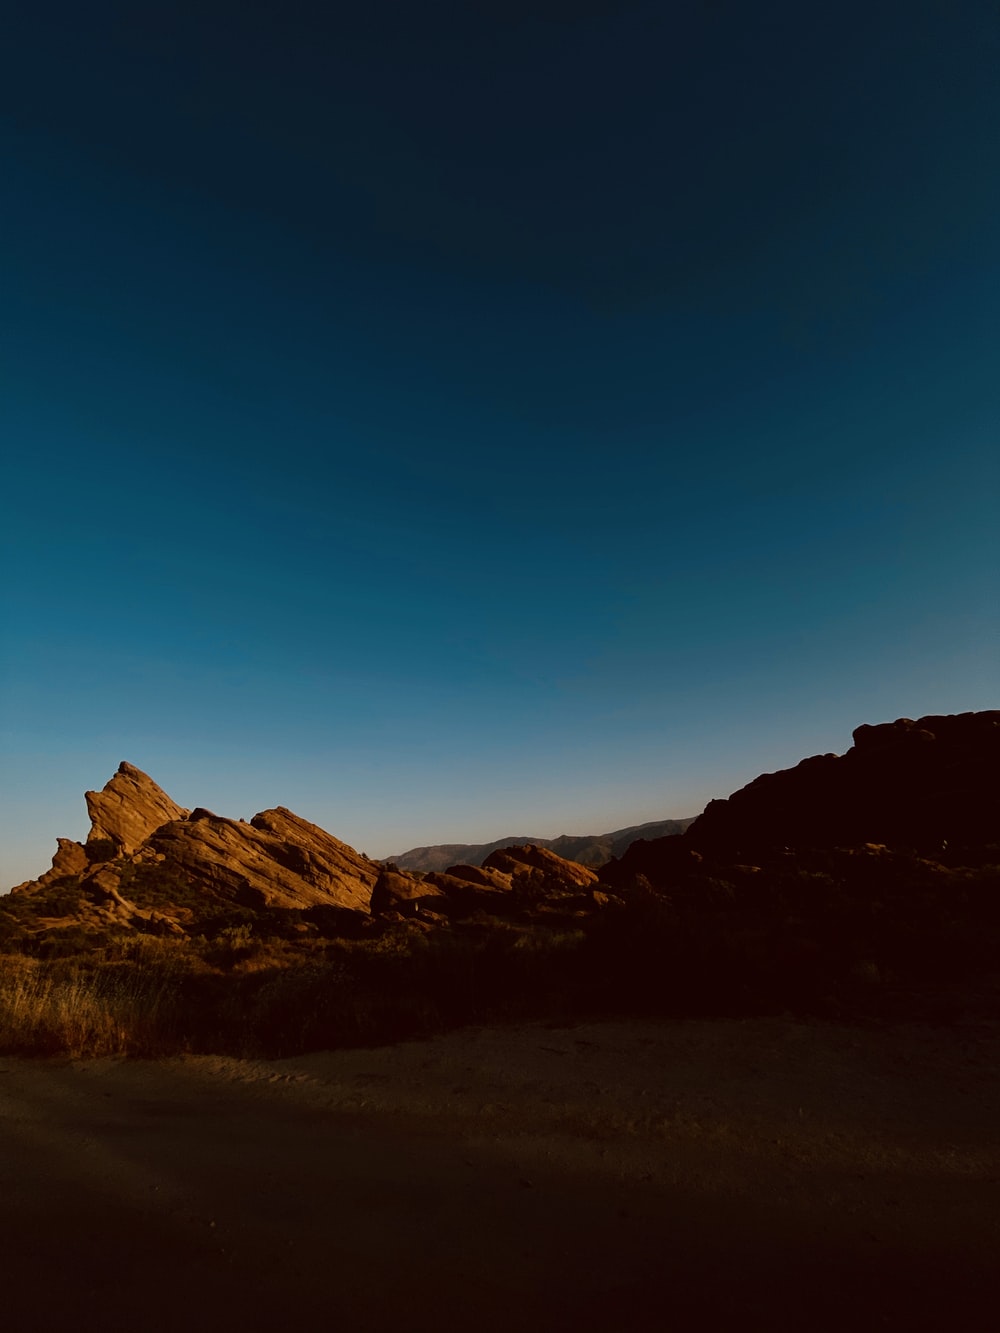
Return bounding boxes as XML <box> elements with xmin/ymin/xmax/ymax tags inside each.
<box><xmin>85</xmin><ymin>762</ymin><xmax>189</xmax><ymax>854</ymax></box>
<box><xmin>11</xmin><ymin>764</ymin><xmax>378</xmax><ymax>927</ymax></box>
<box><xmin>482</xmin><ymin>843</ymin><xmax>600</xmax><ymax>890</ymax></box>
<box><xmin>16</xmin><ymin>837</ymin><xmax>90</xmax><ymax>893</ymax></box>
<box><xmin>8</xmin><ymin>767</ymin><xmax>604</xmax><ymax>937</ymax></box>
<box><xmin>8</xmin><ymin>713</ymin><xmax>996</xmax><ymax>952</ymax></box>
<box><xmin>146</xmin><ymin>806</ymin><xmax>377</xmax><ymax>912</ymax></box>
<box><xmin>605</xmin><ymin>710</ymin><xmax>1000</xmax><ymax>888</ymax></box>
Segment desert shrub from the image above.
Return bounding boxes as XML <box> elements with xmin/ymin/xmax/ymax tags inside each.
<box><xmin>116</xmin><ymin>861</ymin><xmax>215</xmax><ymax>917</ymax></box>
<box><xmin>26</xmin><ymin>925</ymin><xmax>123</xmax><ymax>959</ymax></box>
<box><xmin>0</xmin><ymin>879</ymin><xmax>87</xmax><ymax>923</ymax></box>
<box><xmin>0</xmin><ymin>911</ymin><xmax>28</xmax><ymax>953</ymax></box>
<box><xmin>86</xmin><ymin>838</ymin><xmax>118</xmax><ymax>864</ymax></box>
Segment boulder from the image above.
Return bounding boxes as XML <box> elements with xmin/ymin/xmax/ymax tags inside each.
<box><xmin>443</xmin><ymin>863</ymin><xmax>513</xmax><ymax>890</ymax></box>
<box><xmin>370</xmin><ymin>869</ymin><xmax>447</xmax><ymax>915</ymax></box>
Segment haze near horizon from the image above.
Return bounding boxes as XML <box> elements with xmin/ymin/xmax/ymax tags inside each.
<box><xmin>2</xmin><ymin>1</ymin><xmax>997</xmax><ymax>888</ymax></box>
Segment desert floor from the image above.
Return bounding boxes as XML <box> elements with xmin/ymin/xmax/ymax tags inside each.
<box><xmin>1</xmin><ymin>1016</ymin><xmax>997</xmax><ymax>1332</ymax></box>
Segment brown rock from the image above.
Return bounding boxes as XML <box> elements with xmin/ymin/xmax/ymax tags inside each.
<box><xmin>148</xmin><ymin>807</ymin><xmax>377</xmax><ymax>912</ymax></box>
<box><xmin>482</xmin><ymin>844</ymin><xmax>600</xmax><ymax>890</ymax></box>
<box><xmin>10</xmin><ymin>838</ymin><xmax>90</xmax><ymax>894</ymax></box>
<box><xmin>410</xmin><ymin>846</ymin><xmax>602</xmax><ymax>921</ymax></box>
<box><xmin>443</xmin><ymin>863</ymin><xmax>514</xmax><ymax>890</ymax></box>
<box><xmin>51</xmin><ymin>838</ymin><xmax>89</xmax><ymax>878</ymax></box>
<box><xmin>85</xmin><ymin>761</ymin><xmax>189</xmax><ymax>854</ymax></box>
<box><xmin>371</xmin><ymin>870</ymin><xmax>447</xmax><ymax>915</ymax></box>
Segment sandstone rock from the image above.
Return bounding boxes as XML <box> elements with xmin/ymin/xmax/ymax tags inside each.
<box><xmin>85</xmin><ymin>762</ymin><xmax>189</xmax><ymax>854</ymax></box>
<box><xmin>482</xmin><ymin>844</ymin><xmax>600</xmax><ymax>890</ymax></box>
<box><xmin>408</xmin><ymin>846</ymin><xmax>602</xmax><ymax>921</ymax></box>
<box><xmin>443</xmin><ymin>863</ymin><xmax>513</xmax><ymax>891</ymax></box>
<box><xmin>9</xmin><ymin>838</ymin><xmax>90</xmax><ymax>894</ymax></box>
<box><xmin>82</xmin><ymin>865</ymin><xmax>125</xmax><ymax>900</ymax></box>
<box><xmin>370</xmin><ymin>870</ymin><xmax>447</xmax><ymax>915</ymax></box>
<box><xmin>148</xmin><ymin>807</ymin><xmax>377</xmax><ymax>912</ymax></box>
<box><xmin>51</xmin><ymin>838</ymin><xmax>89</xmax><ymax>878</ymax></box>
<box><xmin>13</xmin><ymin>764</ymin><xmax>380</xmax><ymax>924</ymax></box>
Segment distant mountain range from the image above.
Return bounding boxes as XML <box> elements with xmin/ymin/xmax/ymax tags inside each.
<box><xmin>385</xmin><ymin>817</ymin><xmax>697</xmax><ymax>873</ymax></box>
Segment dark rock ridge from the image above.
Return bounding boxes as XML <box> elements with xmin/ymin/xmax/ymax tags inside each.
<box><xmin>387</xmin><ymin>817</ymin><xmax>695</xmax><ymax>873</ymax></box>
<box><xmin>605</xmin><ymin>711</ymin><xmax>1000</xmax><ymax>888</ymax></box>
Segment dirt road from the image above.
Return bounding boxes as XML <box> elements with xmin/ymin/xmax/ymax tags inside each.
<box><xmin>1</xmin><ymin>1017</ymin><xmax>997</xmax><ymax>1332</ymax></box>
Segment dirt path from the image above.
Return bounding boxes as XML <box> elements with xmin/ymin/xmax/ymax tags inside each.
<box><xmin>1</xmin><ymin>1017</ymin><xmax>997</xmax><ymax>1332</ymax></box>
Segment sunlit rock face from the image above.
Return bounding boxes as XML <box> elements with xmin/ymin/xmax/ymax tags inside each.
<box><xmin>370</xmin><ymin>868</ymin><xmax>447</xmax><ymax>915</ymax></box>
<box><xmin>9</xmin><ymin>837</ymin><xmax>89</xmax><ymax>895</ymax></box>
<box><xmin>14</xmin><ymin>766</ymin><xmax>378</xmax><ymax>923</ymax></box>
<box><xmin>84</xmin><ymin>761</ymin><xmax>189</xmax><ymax>854</ymax></box>
<box><xmin>147</xmin><ymin>806</ymin><xmax>378</xmax><ymax>912</ymax></box>
<box><xmin>482</xmin><ymin>843</ymin><xmax>600</xmax><ymax>890</ymax></box>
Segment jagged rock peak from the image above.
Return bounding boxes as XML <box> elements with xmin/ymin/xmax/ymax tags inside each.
<box><xmin>84</xmin><ymin>761</ymin><xmax>189</xmax><ymax>855</ymax></box>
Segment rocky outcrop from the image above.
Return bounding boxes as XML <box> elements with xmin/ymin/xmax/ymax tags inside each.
<box><xmin>482</xmin><ymin>844</ymin><xmax>600</xmax><ymax>890</ymax></box>
<box><xmin>370</xmin><ymin>869</ymin><xmax>447</xmax><ymax>915</ymax></box>
<box><xmin>407</xmin><ymin>845</ymin><xmax>608</xmax><ymax>922</ymax></box>
<box><xmin>85</xmin><ymin>762</ymin><xmax>189</xmax><ymax>854</ymax></box>
<box><xmin>146</xmin><ymin>807</ymin><xmax>377</xmax><ymax>912</ymax></box>
<box><xmin>10</xmin><ymin>838</ymin><xmax>89</xmax><ymax>894</ymax></box>
<box><xmin>443</xmin><ymin>863</ymin><xmax>513</xmax><ymax>891</ymax></box>
<box><xmin>605</xmin><ymin>711</ymin><xmax>1000</xmax><ymax>888</ymax></box>
<box><xmin>12</xmin><ymin>767</ymin><xmax>604</xmax><ymax>934</ymax></box>
<box><xmin>688</xmin><ymin>711</ymin><xmax>999</xmax><ymax>855</ymax></box>
<box><xmin>12</xmin><ymin>766</ymin><xmax>377</xmax><ymax>925</ymax></box>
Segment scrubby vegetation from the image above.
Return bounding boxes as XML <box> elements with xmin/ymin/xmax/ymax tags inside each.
<box><xmin>2</xmin><ymin>845</ymin><xmax>998</xmax><ymax>1059</ymax></box>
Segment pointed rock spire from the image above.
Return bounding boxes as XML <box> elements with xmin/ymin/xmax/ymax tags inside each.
<box><xmin>84</xmin><ymin>761</ymin><xmax>189</xmax><ymax>854</ymax></box>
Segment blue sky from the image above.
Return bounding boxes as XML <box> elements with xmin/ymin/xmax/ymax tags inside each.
<box><xmin>2</xmin><ymin>1</ymin><xmax>997</xmax><ymax>886</ymax></box>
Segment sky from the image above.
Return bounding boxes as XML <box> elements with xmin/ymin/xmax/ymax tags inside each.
<box><xmin>1</xmin><ymin>0</ymin><xmax>997</xmax><ymax>887</ymax></box>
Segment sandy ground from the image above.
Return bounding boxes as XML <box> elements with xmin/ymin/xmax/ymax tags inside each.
<box><xmin>1</xmin><ymin>1017</ymin><xmax>998</xmax><ymax>1333</ymax></box>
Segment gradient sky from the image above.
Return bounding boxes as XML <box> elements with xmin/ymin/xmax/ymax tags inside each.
<box><xmin>2</xmin><ymin>1</ymin><xmax>998</xmax><ymax>887</ymax></box>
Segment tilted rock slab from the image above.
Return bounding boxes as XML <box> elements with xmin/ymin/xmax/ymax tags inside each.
<box><xmin>85</xmin><ymin>761</ymin><xmax>189</xmax><ymax>854</ymax></box>
<box><xmin>147</xmin><ymin>806</ymin><xmax>377</xmax><ymax>912</ymax></box>
<box><xmin>482</xmin><ymin>844</ymin><xmax>600</xmax><ymax>890</ymax></box>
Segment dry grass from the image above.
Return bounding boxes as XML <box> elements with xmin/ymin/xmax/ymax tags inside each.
<box><xmin>0</xmin><ymin>940</ymin><xmax>195</xmax><ymax>1057</ymax></box>
<box><xmin>3</xmin><ymin>853</ymin><xmax>999</xmax><ymax>1060</ymax></box>
<box><xmin>0</xmin><ymin>926</ymin><xmax>590</xmax><ymax>1059</ymax></box>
